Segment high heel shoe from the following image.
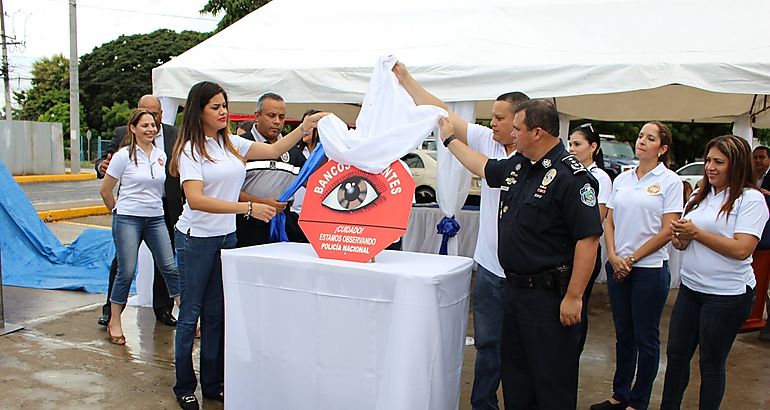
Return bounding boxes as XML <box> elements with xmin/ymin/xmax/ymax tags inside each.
<box><xmin>107</xmin><ymin>326</ymin><xmax>126</xmax><ymax>345</ymax></box>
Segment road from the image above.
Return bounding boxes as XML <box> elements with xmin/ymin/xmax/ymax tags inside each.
<box><xmin>19</xmin><ymin>179</ymin><xmax>105</xmax><ymax>210</ymax></box>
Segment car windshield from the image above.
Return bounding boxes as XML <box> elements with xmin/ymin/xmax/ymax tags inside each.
<box><xmin>602</xmin><ymin>141</ymin><xmax>636</xmax><ymax>158</ymax></box>
<box><xmin>678</xmin><ymin>164</ymin><xmax>704</xmax><ymax>176</ymax></box>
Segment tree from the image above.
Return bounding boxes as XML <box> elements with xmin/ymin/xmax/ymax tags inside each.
<box><xmin>201</xmin><ymin>0</ymin><xmax>271</xmax><ymax>32</ymax></box>
<box><xmin>14</xmin><ymin>54</ymin><xmax>70</xmax><ymax>121</ymax></box>
<box><xmin>101</xmin><ymin>101</ymin><xmax>131</xmax><ymax>134</ymax></box>
<box><xmin>37</xmin><ymin>101</ymin><xmax>88</xmax><ymax>135</ymax></box>
<box><xmin>79</xmin><ymin>29</ymin><xmax>210</xmax><ymax>135</ymax></box>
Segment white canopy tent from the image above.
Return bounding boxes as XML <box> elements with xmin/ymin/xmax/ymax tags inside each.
<box><xmin>154</xmin><ymin>0</ymin><xmax>770</xmax><ymax>141</ymax></box>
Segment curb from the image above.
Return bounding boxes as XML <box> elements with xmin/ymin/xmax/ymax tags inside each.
<box><xmin>38</xmin><ymin>205</ymin><xmax>110</xmax><ymax>222</ymax></box>
<box><xmin>14</xmin><ymin>172</ymin><xmax>97</xmax><ymax>184</ymax></box>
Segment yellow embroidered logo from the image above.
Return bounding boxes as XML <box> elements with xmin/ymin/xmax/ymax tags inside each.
<box><xmin>647</xmin><ymin>183</ymin><xmax>661</xmax><ymax>195</ymax></box>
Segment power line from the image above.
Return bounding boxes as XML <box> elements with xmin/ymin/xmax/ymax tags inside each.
<box><xmin>30</xmin><ymin>0</ymin><xmax>220</xmax><ymax>22</ymax></box>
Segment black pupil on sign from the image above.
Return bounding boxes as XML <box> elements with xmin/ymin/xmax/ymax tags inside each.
<box><xmin>336</xmin><ymin>177</ymin><xmax>368</xmax><ymax>209</ymax></box>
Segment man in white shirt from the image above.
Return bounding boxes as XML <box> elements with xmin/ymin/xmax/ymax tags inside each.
<box><xmin>394</xmin><ymin>62</ymin><xmax>528</xmax><ymax>410</ymax></box>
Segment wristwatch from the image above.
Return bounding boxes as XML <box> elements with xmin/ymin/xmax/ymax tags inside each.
<box><xmin>443</xmin><ymin>135</ymin><xmax>456</xmax><ymax>147</ymax></box>
<box><xmin>629</xmin><ymin>255</ymin><xmax>637</xmax><ymax>265</ymax></box>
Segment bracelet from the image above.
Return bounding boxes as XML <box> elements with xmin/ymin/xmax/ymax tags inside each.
<box><xmin>244</xmin><ymin>201</ymin><xmax>252</xmax><ymax>220</ymax></box>
<box><xmin>443</xmin><ymin>135</ymin><xmax>456</xmax><ymax>147</ymax></box>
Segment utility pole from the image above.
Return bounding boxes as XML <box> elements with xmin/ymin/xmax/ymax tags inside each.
<box><xmin>68</xmin><ymin>0</ymin><xmax>80</xmax><ymax>174</ymax></box>
<box><xmin>0</xmin><ymin>0</ymin><xmax>13</xmax><ymax>120</ymax></box>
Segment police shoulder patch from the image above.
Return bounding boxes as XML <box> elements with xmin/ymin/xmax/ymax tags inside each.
<box><xmin>562</xmin><ymin>155</ymin><xmax>586</xmax><ymax>175</ymax></box>
<box><xmin>580</xmin><ymin>183</ymin><xmax>597</xmax><ymax>206</ymax></box>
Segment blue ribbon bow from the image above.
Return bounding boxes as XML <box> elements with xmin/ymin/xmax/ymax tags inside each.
<box><xmin>269</xmin><ymin>144</ymin><xmax>327</xmax><ymax>242</ymax></box>
<box><xmin>436</xmin><ymin>215</ymin><xmax>461</xmax><ymax>255</ymax></box>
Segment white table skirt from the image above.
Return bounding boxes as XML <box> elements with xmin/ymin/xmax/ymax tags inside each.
<box><xmin>221</xmin><ymin>242</ymin><xmax>474</xmax><ymax>410</ymax></box>
<box><xmin>402</xmin><ymin>206</ymin><xmax>479</xmax><ymax>258</ymax></box>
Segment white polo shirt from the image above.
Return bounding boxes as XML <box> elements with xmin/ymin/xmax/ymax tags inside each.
<box><xmin>680</xmin><ymin>188</ymin><xmax>768</xmax><ymax>295</ymax></box>
<box><xmin>468</xmin><ymin>123</ymin><xmax>511</xmax><ymax>278</ymax></box>
<box><xmin>106</xmin><ymin>145</ymin><xmax>166</xmax><ymax>217</ymax></box>
<box><xmin>587</xmin><ymin>163</ymin><xmax>612</xmax><ymax>205</ymax></box>
<box><xmin>175</xmin><ymin>134</ymin><xmax>253</xmax><ymax>237</ymax></box>
<box><xmin>607</xmin><ymin>163</ymin><xmax>683</xmax><ymax>268</ymax></box>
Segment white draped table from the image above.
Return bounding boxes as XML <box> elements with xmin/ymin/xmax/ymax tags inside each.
<box><xmin>402</xmin><ymin>206</ymin><xmax>480</xmax><ymax>259</ymax></box>
<box><xmin>221</xmin><ymin>242</ymin><xmax>473</xmax><ymax>410</ymax></box>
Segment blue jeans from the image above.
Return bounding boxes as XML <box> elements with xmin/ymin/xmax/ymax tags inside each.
<box><xmin>661</xmin><ymin>285</ymin><xmax>754</xmax><ymax>410</ymax></box>
<box><xmin>471</xmin><ymin>265</ymin><xmax>506</xmax><ymax>410</ymax></box>
<box><xmin>173</xmin><ymin>229</ymin><xmax>236</xmax><ymax>398</ymax></box>
<box><xmin>606</xmin><ymin>262</ymin><xmax>670</xmax><ymax>410</ymax></box>
<box><xmin>110</xmin><ymin>213</ymin><xmax>179</xmax><ymax>305</ymax></box>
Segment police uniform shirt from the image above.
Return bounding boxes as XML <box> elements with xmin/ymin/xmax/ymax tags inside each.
<box><xmin>239</xmin><ymin>126</ymin><xmax>306</xmax><ymax>198</ymax></box>
<box><xmin>484</xmin><ymin>143</ymin><xmax>603</xmax><ymax>275</ymax></box>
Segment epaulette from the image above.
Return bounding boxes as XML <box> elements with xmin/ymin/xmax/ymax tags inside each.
<box><xmin>562</xmin><ymin>155</ymin><xmax>587</xmax><ymax>175</ymax></box>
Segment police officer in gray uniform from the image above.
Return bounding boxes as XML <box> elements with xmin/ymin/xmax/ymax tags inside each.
<box><xmin>440</xmin><ymin>99</ymin><xmax>602</xmax><ymax>409</ymax></box>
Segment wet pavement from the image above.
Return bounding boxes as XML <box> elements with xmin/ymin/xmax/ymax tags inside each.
<box><xmin>1</xmin><ymin>214</ymin><xmax>769</xmax><ymax>409</ymax></box>
<box><xmin>2</xmin><ymin>277</ymin><xmax>769</xmax><ymax>408</ymax></box>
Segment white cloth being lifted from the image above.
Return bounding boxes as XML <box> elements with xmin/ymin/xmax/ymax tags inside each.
<box><xmin>318</xmin><ymin>56</ymin><xmax>448</xmax><ymax>174</ymax></box>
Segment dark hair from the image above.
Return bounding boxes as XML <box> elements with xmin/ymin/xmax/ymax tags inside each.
<box><xmin>569</xmin><ymin>123</ymin><xmax>604</xmax><ymax>168</ymax></box>
<box><xmin>122</xmin><ymin>108</ymin><xmax>157</xmax><ymax>166</ymax></box>
<box><xmin>256</xmin><ymin>92</ymin><xmax>284</xmax><ymax>113</ymax></box>
<box><xmin>238</xmin><ymin>120</ymin><xmax>254</xmax><ymax>133</ymax></box>
<box><xmin>644</xmin><ymin>121</ymin><xmax>672</xmax><ymax>167</ymax></box>
<box><xmin>169</xmin><ymin>81</ymin><xmax>243</xmax><ymax>177</ymax></box>
<box><xmin>513</xmin><ymin>99</ymin><xmax>559</xmax><ymax>137</ymax></box>
<box><xmin>684</xmin><ymin>135</ymin><xmax>754</xmax><ymax>220</ymax></box>
<box><xmin>298</xmin><ymin>109</ymin><xmax>321</xmax><ymax>152</ymax></box>
<box><xmin>496</xmin><ymin>92</ymin><xmax>530</xmax><ymax>113</ymax></box>
<box><xmin>753</xmin><ymin>145</ymin><xmax>770</xmax><ymax>157</ymax></box>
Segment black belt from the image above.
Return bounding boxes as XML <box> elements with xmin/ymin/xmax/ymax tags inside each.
<box><xmin>506</xmin><ymin>272</ymin><xmax>556</xmax><ymax>290</ymax></box>
<box><xmin>506</xmin><ymin>265</ymin><xmax>572</xmax><ymax>294</ymax></box>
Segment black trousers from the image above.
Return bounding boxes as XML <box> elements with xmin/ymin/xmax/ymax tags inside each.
<box><xmin>501</xmin><ymin>283</ymin><xmax>581</xmax><ymax>410</ymax></box>
<box><xmin>102</xmin><ymin>198</ymin><xmax>175</xmax><ymax>317</ymax></box>
<box><xmin>236</xmin><ymin>209</ymin><xmax>309</xmax><ymax>247</ymax></box>
<box><xmin>578</xmin><ymin>245</ymin><xmax>603</xmax><ymax>353</ymax></box>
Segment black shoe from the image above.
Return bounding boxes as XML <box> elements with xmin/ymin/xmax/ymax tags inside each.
<box><xmin>590</xmin><ymin>399</ymin><xmax>627</xmax><ymax>410</ymax></box>
<box><xmin>156</xmin><ymin>310</ymin><xmax>177</xmax><ymax>327</ymax></box>
<box><xmin>203</xmin><ymin>391</ymin><xmax>224</xmax><ymax>402</ymax></box>
<box><xmin>177</xmin><ymin>394</ymin><xmax>199</xmax><ymax>410</ymax></box>
<box><xmin>97</xmin><ymin>315</ymin><xmax>110</xmax><ymax>327</ymax></box>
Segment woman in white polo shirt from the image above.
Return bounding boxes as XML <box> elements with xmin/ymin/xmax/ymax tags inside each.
<box><xmin>167</xmin><ymin>81</ymin><xmax>327</xmax><ymax>410</ymax></box>
<box><xmin>661</xmin><ymin>135</ymin><xmax>768</xmax><ymax>409</ymax></box>
<box><xmin>99</xmin><ymin>108</ymin><xmax>180</xmax><ymax>346</ymax></box>
<box><xmin>592</xmin><ymin>122</ymin><xmax>683</xmax><ymax>410</ymax></box>
<box><xmin>568</xmin><ymin>123</ymin><xmax>613</xmax><ymax>352</ymax></box>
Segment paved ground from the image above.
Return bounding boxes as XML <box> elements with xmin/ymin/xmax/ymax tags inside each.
<box><xmin>1</xmin><ymin>185</ymin><xmax>769</xmax><ymax>409</ymax></box>
<box><xmin>19</xmin><ymin>179</ymin><xmax>104</xmax><ymax>211</ymax></box>
<box><xmin>2</xmin><ymin>251</ymin><xmax>769</xmax><ymax>409</ymax></box>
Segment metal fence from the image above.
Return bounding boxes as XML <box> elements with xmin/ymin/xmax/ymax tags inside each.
<box><xmin>0</xmin><ymin>120</ymin><xmax>65</xmax><ymax>175</ymax></box>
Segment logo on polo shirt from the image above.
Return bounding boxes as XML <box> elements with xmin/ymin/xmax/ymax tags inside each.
<box><xmin>647</xmin><ymin>183</ymin><xmax>661</xmax><ymax>195</ymax></box>
<box><xmin>158</xmin><ymin>158</ymin><xmax>164</xmax><ymax>167</ymax></box>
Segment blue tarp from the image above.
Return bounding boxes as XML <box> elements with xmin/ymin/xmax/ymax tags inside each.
<box><xmin>0</xmin><ymin>161</ymin><xmax>114</xmax><ymax>293</ymax></box>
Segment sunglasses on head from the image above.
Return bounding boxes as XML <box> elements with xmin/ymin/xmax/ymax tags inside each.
<box><xmin>579</xmin><ymin>123</ymin><xmax>595</xmax><ymax>133</ymax></box>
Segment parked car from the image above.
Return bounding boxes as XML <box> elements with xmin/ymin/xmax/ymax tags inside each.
<box><xmin>676</xmin><ymin>161</ymin><xmax>704</xmax><ymax>189</ymax></box>
<box><xmin>600</xmin><ymin>135</ymin><xmax>638</xmax><ymax>179</ymax></box>
<box><xmin>401</xmin><ymin>149</ymin><xmax>481</xmax><ymax>204</ymax></box>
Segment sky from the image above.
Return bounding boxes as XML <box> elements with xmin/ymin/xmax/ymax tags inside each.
<box><xmin>2</xmin><ymin>0</ymin><xmax>219</xmax><ymax>107</ymax></box>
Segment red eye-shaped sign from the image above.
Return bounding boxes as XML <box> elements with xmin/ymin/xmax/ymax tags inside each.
<box><xmin>299</xmin><ymin>160</ymin><xmax>416</xmax><ymax>262</ymax></box>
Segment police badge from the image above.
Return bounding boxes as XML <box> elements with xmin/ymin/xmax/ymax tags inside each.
<box><xmin>580</xmin><ymin>183</ymin><xmax>597</xmax><ymax>206</ymax></box>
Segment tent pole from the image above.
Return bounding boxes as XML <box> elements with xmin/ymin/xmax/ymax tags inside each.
<box><xmin>0</xmin><ymin>244</ymin><xmax>24</xmax><ymax>336</ymax></box>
